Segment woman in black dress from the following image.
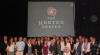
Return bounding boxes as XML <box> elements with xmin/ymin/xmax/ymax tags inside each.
<box><xmin>70</xmin><ymin>37</ymin><xmax>75</xmax><ymax>55</ymax></box>
<box><xmin>37</xmin><ymin>38</ymin><xmax>42</xmax><ymax>55</ymax></box>
<box><xmin>32</xmin><ymin>38</ymin><xmax>37</xmax><ymax>55</ymax></box>
<box><xmin>55</xmin><ymin>38</ymin><xmax>61</xmax><ymax>55</ymax></box>
<box><xmin>26</xmin><ymin>38</ymin><xmax>33</xmax><ymax>55</ymax></box>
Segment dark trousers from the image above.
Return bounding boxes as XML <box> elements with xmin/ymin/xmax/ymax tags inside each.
<box><xmin>61</xmin><ymin>51</ymin><xmax>63</xmax><ymax>55</ymax></box>
<box><xmin>90</xmin><ymin>51</ymin><xmax>96</xmax><ymax>55</ymax></box>
<box><xmin>37</xmin><ymin>51</ymin><xmax>42</xmax><ymax>55</ymax></box>
<box><xmin>3</xmin><ymin>51</ymin><xmax>7</xmax><ymax>55</ymax></box>
<box><xmin>23</xmin><ymin>51</ymin><xmax>26</xmax><ymax>55</ymax></box>
<box><xmin>33</xmin><ymin>51</ymin><xmax>36</xmax><ymax>55</ymax></box>
<box><xmin>84</xmin><ymin>52</ymin><xmax>90</xmax><ymax>55</ymax></box>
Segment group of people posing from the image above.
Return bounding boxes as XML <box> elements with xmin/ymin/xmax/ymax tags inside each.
<box><xmin>0</xmin><ymin>35</ymin><xmax>99</xmax><ymax>55</ymax></box>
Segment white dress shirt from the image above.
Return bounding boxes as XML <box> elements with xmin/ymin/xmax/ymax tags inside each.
<box><xmin>82</xmin><ymin>42</ymin><xmax>90</xmax><ymax>52</ymax></box>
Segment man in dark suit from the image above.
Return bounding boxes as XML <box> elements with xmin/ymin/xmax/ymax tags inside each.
<box><xmin>23</xmin><ymin>37</ymin><xmax>27</xmax><ymax>55</ymax></box>
<box><xmin>0</xmin><ymin>37</ymin><xmax>3</xmax><ymax>55</ymax></box>
<box><xmin>2</xmin><ymin>35</ymin><xmax>8</xmax><ymax>55</ymax></box>
<box><xmin>77</xmin><ymin>43</ymin><xmax>82</xmax><ymax>55</ymax></box>
<box><xmin>90</xmin><ymin>37</ymin><xmax>98</xmax><ymax>55</ymax></box>
<box><xmin>74</xmin><ymin>38</ymin><xmax>82</xmax><ymax>55</ymax></box>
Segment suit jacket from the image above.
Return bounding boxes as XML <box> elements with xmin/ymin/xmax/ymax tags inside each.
<box><xmin>0</xmin><ymin>42</ymin><xmax>4</xmax><ymax>55</ymax></box>
<box><xmin>75</xmin><ymin>42</ymin><xmax>82</xmax><ymax>55</ymax></box>
<box><xmin>2</xmin><ymin>41</ymin><xmax>7</xmax><ymax>55</ymax></box>
<box><xmin>77</xmin><ymin>43</ymin><xmax>82</xmax><ymax>53</ymax></box>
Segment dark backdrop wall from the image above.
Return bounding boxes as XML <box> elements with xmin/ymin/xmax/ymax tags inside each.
<box><xmin>75</xmin><ymin>0</ymin><xmax>100</xmax><ymax>41</ymax></box>
<box><xmin>0</xmin><ymin>0</ymin><xmax>100</xmax><ymax>41</ymax></box>
<box><xmin>0</xmin><ymin>0</ymin><xmax>28</xmax><ymax>37</ymax></box>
